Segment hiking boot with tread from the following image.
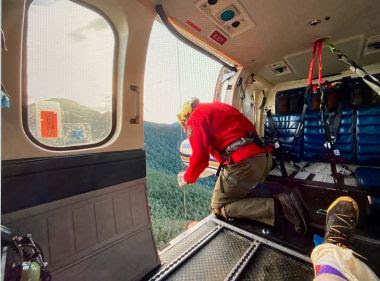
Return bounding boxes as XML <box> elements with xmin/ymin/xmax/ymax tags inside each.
<box><xmin>324</xmin><ymin>196</ymin><xmax>359</xmax><ymax>249</ymax></box>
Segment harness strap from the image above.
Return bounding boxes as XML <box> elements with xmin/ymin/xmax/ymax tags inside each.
<box><xmin>314</xmin><ymin>40</ymin><xmax>344</xmax><ymax>188</ymax></box>
<box><xmin>329</xmin><ymin>101</ymin><xmax>343</xmax><ymax>141</ymax></box>
<box><xmin>224</xmin><ymin>132</ymin><xmax>266</xmax><ymax>156</ymax></box>
<box><xmin>294</xmin><ymin>41</ymin><xmax>320</xmax><ymax>141</ymax></box>
<box><xmin>217</xmin><ymin>132</ymin><xmax>265</xmax><ymax>192</ymax></box>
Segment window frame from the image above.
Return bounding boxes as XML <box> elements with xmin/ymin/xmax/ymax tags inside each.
<box><xmin>22</xmin><ymin>0</ymin><xmax>118</xmax><ymax>151</ymax></box>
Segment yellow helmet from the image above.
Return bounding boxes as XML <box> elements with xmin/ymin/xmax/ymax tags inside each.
<box><xmin>177</xmin><ymin>97</ymin><xmax>200</xmax><ymax>127</ymax></box>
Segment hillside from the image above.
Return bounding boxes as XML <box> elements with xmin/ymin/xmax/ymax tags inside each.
<box><xmin>146</xmin><ymin>168</ymin><xmax>212</xmax><ymax>249</ymax></box>
<box><xmin>144</xmin><ymin>121</ymin><xmax>216</xmax><ymax>187</ymax></box>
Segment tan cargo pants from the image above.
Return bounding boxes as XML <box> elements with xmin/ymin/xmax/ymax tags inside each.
<box><xmin>211</xmin><ymin>153</ymin><xmax>274</xmax><ymax>226</ymax></box>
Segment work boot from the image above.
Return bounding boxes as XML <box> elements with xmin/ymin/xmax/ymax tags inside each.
<box><xmin>324</xmin><ymin>196</ymin><xmax>359</xmax><ymax>248</ymax></box>
<box><xmin>275</xmin><ymin>188</ymin><xmax>308</xmax><ymax>234</ymax></box>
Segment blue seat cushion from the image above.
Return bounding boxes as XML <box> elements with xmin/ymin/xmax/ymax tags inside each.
<box><xmin>303</xmin><ymin>109</ymin><xmax>354</xmax><ymax>162</ymax></box>
<box><xmin>357</xmin><ymin>107</ymin><xmax>380</xmax><ymax>165</ymax></box>
<box><xmin>355</xmin><ymin>167</ymin><xmax>380</xmax><ymax>189</ymax></box>
<box><xmin>265</xmin><ymin>114</ymin><xmax>303</xmax><ymax>162</ymax></box>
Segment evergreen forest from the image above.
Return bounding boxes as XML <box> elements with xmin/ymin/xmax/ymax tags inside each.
<box><xmin>144</xmin><ymin>121</ymin><xmax>216</xmax><ymax>249</ymax></box>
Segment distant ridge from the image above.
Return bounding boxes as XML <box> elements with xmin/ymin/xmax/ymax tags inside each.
<box><xmin>144</xmin><ymin>121</ymin><xmax>216</xmax><ymax>187</ymax></box>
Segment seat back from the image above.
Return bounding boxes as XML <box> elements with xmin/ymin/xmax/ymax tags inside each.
<box><xmin>356</xmin><ymin>107</ymin><xmax>380</xmax><ymax>165</ymax></box>
<box><xmin>265</xmin><ymin>114</ymin><xmax>303</xmax><ymax>162</ymax></box>
<box><xmin>303</xmin><ymin>109</ymin><xmax>354</xmax><ymax>162</ymax></box>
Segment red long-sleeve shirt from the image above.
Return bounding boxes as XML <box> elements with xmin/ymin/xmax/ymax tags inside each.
<box><xmin>184</xmin><ymin>102</ymin><xmax>272</xmax><ymax>184</ymax></box>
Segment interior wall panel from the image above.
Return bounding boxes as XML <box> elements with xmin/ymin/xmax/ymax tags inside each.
<box><xmin>2</xmin><ymin>179</ymin><xmax>160</xmax><ymax>278</ymax></box>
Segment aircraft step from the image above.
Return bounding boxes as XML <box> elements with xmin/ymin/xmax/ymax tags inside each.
<box><xmin>153</xmin><ymin>216</ymin><xmax>314</xmax><ymax>280</ymax></box>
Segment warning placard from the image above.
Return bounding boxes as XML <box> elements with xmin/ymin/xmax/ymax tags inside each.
<box><xmin>40</xmin><ymin>111</ymin><xmax>58</xmax><ymax>138</ymax></box>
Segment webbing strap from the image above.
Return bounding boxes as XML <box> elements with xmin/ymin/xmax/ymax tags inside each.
<box><xmin>297</xmin><ymin>40</ymin><xmax>344</xmax><ymax>188</ymax></box>
<box><xmin>329</xmin><ymin>102</ymin><xmax>343</xmax><ymax>140</ymax></box>
<box><xmin>317</xmin><ymin>40</ymin><xmax>323</xmax><ymax>86</ymax></box>
<box><xmin>294</xmin><ymin>40</ymin><xmax>324</xmax><ymax>141</ymax></box>
<box><xmin>307</xmin><ymin>40</ymin><xmax>324</xmax><ymax>86</ymax></box>
<box><xmin>321</xmin><ymin>103</ymin><xmax>344</xmax><ymax>188</ymax></box>
<box><xmin>307</xmin><ymin>43</ymin><xmax>317</xmax><ymax>86</ymax></box>
<box><xmin>314</xmin><ymin>40</ymin><xmax>344</xmax><ymax>188</ymax></box>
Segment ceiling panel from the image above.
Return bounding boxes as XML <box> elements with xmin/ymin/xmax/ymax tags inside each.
<box><xmin>152</xmin><ymin>0</ymin><xmax>380</xmax><ymax>83</ymax></box>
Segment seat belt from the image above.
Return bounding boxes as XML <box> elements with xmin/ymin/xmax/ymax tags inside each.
<box><xmin>313</xmin><ymin>40</ymin><xmax>344</xmax><ymax>189</ymax></box>
<box><xmin>266</xmin><ymin>109</ymin><xmax>288</xmax><ymax>177</ymax></box>
<box><xmin>329</xmin><ymin>101</ymin><xmax>343</xmax><ymax>143</ymax></box>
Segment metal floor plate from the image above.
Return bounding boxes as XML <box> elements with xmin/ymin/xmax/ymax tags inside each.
<box><xmin>155</xmin><ymin>217</ymin><xmax>314</xmax><ymax>281</ymax></box>
<box><xmin>166</xmin><ymin>229</ymin><xmax>251</xmax><ymax>281</ymax></box>
<box><xmin>239</xmin><ymin>246</ymin><xmax>314</xmax><ymax>281</ymax></box>
<box><xmin>160</xmin><ymin>221</ymin><xmax>216</xmax><ymax>265</ymax></box>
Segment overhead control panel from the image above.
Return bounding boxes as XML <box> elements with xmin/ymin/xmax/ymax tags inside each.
<box><xmin>195</xmin><ymin>0</ymin><xmax>255</xmax><ymax>38</ymax></box>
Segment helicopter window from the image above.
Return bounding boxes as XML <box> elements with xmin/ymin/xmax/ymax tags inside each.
<box><xmin>24</xmin><ymin>0</ymin><xmax>115</xmax><ymax>149</ymax></box>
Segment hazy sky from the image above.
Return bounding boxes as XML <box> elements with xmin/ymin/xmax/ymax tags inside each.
<box><xmin>144</xmin><ymin>21</ymin><xmax>222</xmax><ymax>124</ymax></box>
<box><xmin>27</xmin><ymin>0</ymin><xmax>221</xmax><ymax>123</ymax></box>
<box><xmin>27</xmin><ymin>0</ymin><xmax>114</xmax><ymax>111</ymax></box>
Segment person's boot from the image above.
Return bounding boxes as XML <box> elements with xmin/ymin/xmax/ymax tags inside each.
<box><xmin>324</xmin><ymin>196</ymin><xmax>359</xmax><ymax>248</ymax></box>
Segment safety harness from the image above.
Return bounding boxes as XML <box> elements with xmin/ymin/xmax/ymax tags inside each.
<box><xmin>216</xmin><ymin>131</ymin><xmax>269</xmax><ymax>190</ymax></box>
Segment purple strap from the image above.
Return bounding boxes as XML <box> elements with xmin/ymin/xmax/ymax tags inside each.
<box><xmin>315</xmin><ymin>264</ymin><xmax>349</xmax><ymax>281</ymax></box>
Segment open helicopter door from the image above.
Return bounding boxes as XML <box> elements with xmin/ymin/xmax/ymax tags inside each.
<box><xmin>1</xmin><ymin>0</ymin><xmax>160</xmax><ymax>280</ymax></box>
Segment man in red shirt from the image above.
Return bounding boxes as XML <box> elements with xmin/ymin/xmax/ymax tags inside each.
<box><xmin>177</xmin><ymin>98</ymin><xmax>308</xmax><ymax>233</ymax></box>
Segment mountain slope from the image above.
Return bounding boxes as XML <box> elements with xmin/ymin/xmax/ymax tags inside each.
<box><xmin>144</xmin><ymin>121</ymin><xmax>216</xmax><ymax>187</ymax></box>
<box><xmin>147</xmin><ymin>168</ymin><xmax>211</xmax><ymax>249</ymax></box>
<box><xmin>144</xmin><ymin>121</ymin><xmax>217</xmax><ymax>249</ymax></box>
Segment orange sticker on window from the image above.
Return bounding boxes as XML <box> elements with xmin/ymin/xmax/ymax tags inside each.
<box><xmin>40</xmin><ymin>111</ymin><xmax>58</xmax><ymax>138</ymax></box>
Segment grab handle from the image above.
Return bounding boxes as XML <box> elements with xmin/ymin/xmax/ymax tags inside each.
<box><xmin>130</xmin><ymin>85</ymin><xmax>139</xmax><ymax>124</ymax></box>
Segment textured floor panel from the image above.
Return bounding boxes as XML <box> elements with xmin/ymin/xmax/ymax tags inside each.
<box><xmin>269</xmin><ymin>162</ymin><xmax>358</xmax><ymax>186</ymax></box>
<box><xmin>160</xmin><ymin>221</ymin><xmax>216</xmax><ymax>265</ymax></box>
<box><xmin>166</xmin><ymin>229</ymin><xmax>251</xmax><ymax>281</ymax></box>
<box><xmin>239</xmin><ymin>246</ymin><xmax>314</xmax><ymax>281</ymax></box>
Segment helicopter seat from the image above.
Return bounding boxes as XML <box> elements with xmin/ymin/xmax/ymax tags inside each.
<box><xmin>264</xmin><ymin>114</ymin><xmax>303</xmax><ymax>163</ymax></box>
<box><xmin>355</xmin><ymin>107</ymin><xmax>380</xmax><ymax>193</ymax></box>
<box><xmin>303</xmin><ymin>109</ymin><xmax>354</xmax><ymax>163</ymax></box>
